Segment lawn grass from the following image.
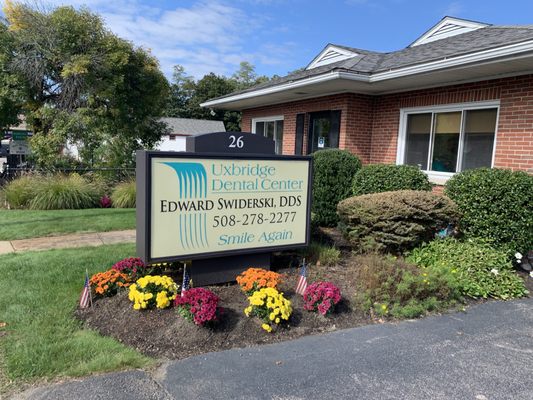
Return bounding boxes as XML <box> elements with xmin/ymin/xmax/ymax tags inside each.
<box><xmin>0</xmin><ymin>243</ymin><xmax>151</xmax><ymax>394</ymax></box>
<box><xmin>0</xmin><ymin>208</ymin><xmax>136</xmax><ymax>240</ymax></box>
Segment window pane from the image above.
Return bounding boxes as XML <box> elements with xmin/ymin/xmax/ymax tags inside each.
<box><xmin>462</xmin><ymin>109</ymin><xmax>497</xmax><ymax>170</ymax></box>
<box><xmin>275</xmin><ymin>120</ymin><xmax>284</xmax><ymax>154</ymax></box>
<box><xmin>405</xmin><ymin>113</ymin><xmax>431</xmax><ymax>170</ymax></box>
<box><xmin>265</xmin><ymin>121</ymin><xmax>275</xmax><ymax>140</ymax></box>
<box><xmin>255</xmin><ymin>121</ymin><xmax>264</xmax><ymax>135</ymax></box>
<box><xmin>431</xmin><ymin>112</ymin><xmax>461</xmax><ymax>172</ymax></box>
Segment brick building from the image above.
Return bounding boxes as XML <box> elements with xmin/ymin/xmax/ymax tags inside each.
<box><xmin>202</xmin><ymin>17</ymin><xmax>533</xmax><ymax>184</ymax></box>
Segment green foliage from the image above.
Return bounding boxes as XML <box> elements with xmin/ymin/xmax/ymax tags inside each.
<box><xmin>2</xmin><ymin>2</ymin><xmax>169</xmax><ymax>168</ymax></box>
<box><xmin>303</xmin><ymin>242</ymin><xmax>341</xmax><ymax>266</ymax></box>
<box><xmin>407</xmin><ymin>239</ymin><xmax>528</xmax><ymax>300</ymax></box>
<box><xmin>29</xmin><ymin>174</ymin><xmax>102</xmax><ymax>210</ymax></box>
<box><xmin>165</xmin><ymin>63</ymin><xmax>271</xmax><ymax>131</ymax></box>
<box><xmin>3</xmin><ymin>175</ymin><xmax>36</xmax><ymax>208</ymax></box>
<box><xmin>444</xmin><ymin>168</ymin><xmax>533</xmax><ymax>254</ymax></box>
<box><xmin>111</xmin><ymin>180</ymin><xmax>136</xmax><ymax>208</ymax></box>
<box><xmin>338</xmin><ymin>190</ymin><xmax>460</xmax><ymax>254</ymax></box>
<box><xmin>352</xmin><ymin>164</ymin><xmax>432</xmax><ymax>195</ymax></box>
<box><xmin>312</xmin><ymin>149</ymin><xmax>362</xmax><ymax>227</ymax></box>
<box><xmin>354</xmin><ymin>254</ymin><xmax>461</xmax><ymax>319</ymax></box>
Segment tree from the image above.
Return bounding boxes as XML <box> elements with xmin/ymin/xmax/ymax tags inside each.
<box><xmin>0</xmin><ymin>23</ymin><xmax>25</xmax><ymax>133</ymax></box>
<box><xmin>232</xmin><ymin>61</ymin><xmax>269</xmax><ymax>90</ymax></box>
<box><xmin>165</xmin><ymin>65</ymin><xmax>195</xmax><ymax>118</ymax></box>
<box><xmin>1</xmin><ymin>1</ymin><xmax>169</xmax><ymax>167</ymax></box>
<box><xmin>166</xmin><ymin>62</ymin><xmax>271</xmax><ymax>131</ymax></box>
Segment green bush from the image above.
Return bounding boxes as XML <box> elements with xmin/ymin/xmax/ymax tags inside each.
<box><xmin>407</xmin><ymin>238</ymin><xmax>528</xmax><ymax>300</ymax></box>
<box><xmin>354</xmin><ymin>254</ymin><xmax>460</xmax><ymax>319</ymax></box>
<box><xmin>29</xmin><ymin>174</ymin><xmax>102</xmax><ymax>210</ymax></box>
<box><xmin>312</xmin><ymin>149</ymin><xmax>361</xmax><ymax>227</ymax></box>
<box><xmin>303</xmin><ymin>242</ymin><xmax>341</xmax><ymax>266</ymax></box>
<box><xmin>338</xmin><ymin>190</ymin><xmax>460</xmax><ymax>254</ymax></box>
<box><xmin>352</xmin><ymin>164</ymin><xmax>432</xmax><ymax>195</ymax></box>
<box><xmin>3</xmin><ymin>175</ymin><xmax>39</xmax><ymax>209</ymax></box>
<box><xmin>444</xmin><ymin>168</ymin><xmax>533</xmax><ymax>254</ymax></box>
<box><xmin>111</xmin><ymin>180</ymin><xmax>136</xmax><ymax>208</ymax></box>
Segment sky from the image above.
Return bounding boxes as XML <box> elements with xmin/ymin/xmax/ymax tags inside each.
<box><xmin>25</xmin><ymin>0</ymin><xmax>533</xmax><ymax>80</ymax></box>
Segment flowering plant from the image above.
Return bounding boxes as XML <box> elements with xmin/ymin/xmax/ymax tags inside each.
<box><xmin>90</xmin><ymin>269</ymin><xmax>131</xmax><ymax>297</ymax></box>
<box><xmin>236</xmin><ymin>267</ymin><xmax>283</xmax><ymax>295</ymax></box>
<box><xmin>111</xmin><ymin>257</ymin><xmax>147</xmax><ymax>278</ymax></box>
<box><xmin>128</xmin><ymin>275</ymin><xmax>178</xmax><ymax>310</ymax></box>
<box><xmin>174</xmin><ymin>288</ymin><xmax>221</xmax><ymax>326</ymax></box>
<box><xmin>244</xmin><ymin>287</ymin><xmax>292</xmax><ymax>332</ymax></box>
<box><xmin>99</xmin><ymin>195</ymin><xmax>112</xmax><ymax>208</ymax></box>
<box><xmin>303</xmin><ymin>282</ymin><xmax>342</xmax><ymax>315</ymax></box>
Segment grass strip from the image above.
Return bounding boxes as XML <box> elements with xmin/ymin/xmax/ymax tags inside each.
<box><xmin>0</xmin><ymin>243</ymin><xmax>151</xmax><ymax>393</ymax></box>
<box><xmin>0</xmin><ymin>208</ymin><xmax>135</xmax><ymax>240</ymax></box>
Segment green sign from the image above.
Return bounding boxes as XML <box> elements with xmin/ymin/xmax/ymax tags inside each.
<box><xmin>12</xmin><ymin>131</ymin><xmax>29</xmax><ymax>141</ymax></box>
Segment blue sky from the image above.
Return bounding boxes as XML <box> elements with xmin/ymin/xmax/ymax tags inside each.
<box><xmin>43</xmin><ymin>0</ymin><xmax>533</xmax><ymax>80</ymax></box>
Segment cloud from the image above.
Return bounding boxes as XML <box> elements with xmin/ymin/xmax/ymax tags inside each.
<box><xmin>39</xmin><ymin>0</ymin><xmax>296</xmax><ymax>79</ymax></box>
<box><xmin>444</xmin><ymin>1</ymin><xmax>464</xmax><ymax>16</ymax></box>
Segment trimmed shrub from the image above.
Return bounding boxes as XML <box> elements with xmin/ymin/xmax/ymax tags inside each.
<box><xmin>352</xmin><ymin>164</ymin><xmax>432</xmax><ymax>195</ymax></box>
<box><xmin>3</xmin><ymin>175</ymin><xmax>39</xmax><ymax>209</ymax></box>
<box><xmin>29</xmin><ymin>174</ymin><xmax>102</xmax><ymax>210</ymax></box>
<box><xmin>312</xmin><ymin>149</ymin><xmax>361</xmax><ymax>227</ymax></box>
<box><xmin>444</xmin><ymin>168</ymin><xmax>533</xmax><ymax>254</ymax></box>
<box><xmin>111</xmin><ymin>180</ymin><xmax>136</xmax><ymax>208</ymax></box>
<box><xmin>354</xmin><ymin>254</ymin><xmax>461</xmax><ymax>319</ymax></box>
<box><xmin>407</xmin><ymin>239</ymin><xmax>528</xmax><ymax>300</ymax></box>
<box><xmin>338</xmin><ymin>190</ymin><xmax>460</xmax><ymax>253</ymax></box>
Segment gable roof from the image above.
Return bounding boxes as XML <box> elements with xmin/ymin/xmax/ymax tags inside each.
<box><xmin>202</xmin><ymin>19</ymin><xmax>533</xmax><ymax>110</ymax></box>
<box><xmin>409</xmin><ymin>16</ymin><xmax>489</xmax><ymax>47</ymax></box>
<box><xmin>160</xmin><ymin>118</ymin><xmax>225</xmax><ymax>136</ymax></box>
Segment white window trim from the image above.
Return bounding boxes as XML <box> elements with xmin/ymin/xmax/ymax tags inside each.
<box><xmin>396</xmin><ymin>100</ymin><xmax>500</xmax><ymax>185</ymax></box>
<box><xmin>251</xmin><ymin>115</ymin><xmax>284</xmax><ymax>133</ymax></box>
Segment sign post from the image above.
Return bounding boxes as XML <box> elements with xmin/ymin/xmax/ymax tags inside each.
<box><xmin>137</xmin><ymin>132</ymin><xmax>312</xmax><ymax>285</ymax></box>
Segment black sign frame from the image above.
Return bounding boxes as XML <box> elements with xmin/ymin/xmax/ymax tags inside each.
<box><xmin>137</xmin><ymin>150</ymin><xmax>313</xmax><ymax>265</ymax></box>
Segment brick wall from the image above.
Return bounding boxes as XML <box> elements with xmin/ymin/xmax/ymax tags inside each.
<box><xmin>241</xmin><ymin>93</ymin><xmax>374</xmax><ymax>163</ymax></box>
<box><xmin>241</xmin><ymin>74</ymin><xmax>533</xmax><ymax>173</ymax></box>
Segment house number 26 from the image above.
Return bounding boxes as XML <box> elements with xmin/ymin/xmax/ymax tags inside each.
<box><xmin>228</xmin><ymin>135</ymin><xmax>244</xmax><ymax>148</ymax></box>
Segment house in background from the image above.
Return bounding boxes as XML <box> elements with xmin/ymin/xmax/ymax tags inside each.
<box><xmin>202</xmin><ymin>16</ymin><xmax>533</xmax><ymax>184</ymax></box>
<box><xmin>157</xmin><ymin>118</ymin><xmax>226</xmax><ymax>152</ymax></box>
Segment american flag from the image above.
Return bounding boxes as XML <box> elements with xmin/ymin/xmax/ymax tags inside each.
<box><xmin>79</xmin><ymin>269</ymin><xmax>92</xmax><ymax>309</ymax></box>
<box><xmin>181</xmin><ymin>266</ymin><xmax>191</xmax><ymax>297</ymax></box>
<box><xmin>295</xmin><ymin>259</ymin><xmax>308</xmax><ymax>296</ymax></box>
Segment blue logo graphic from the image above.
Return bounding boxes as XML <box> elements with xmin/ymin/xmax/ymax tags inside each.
<box><xmin>162</xmin><ymin>162</ymin><xmax>208</xmax><ymax>249</ymax></box>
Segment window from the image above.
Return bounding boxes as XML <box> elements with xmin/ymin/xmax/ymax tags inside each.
<box><xmin>398</xmin><ymin>102</ymin><xmax>498</xmax><ymax>181</ymax></box>
<box><xmin>308</xmin><ymin>111</ymin><xmax>341</xmax><ymax>154</ymax></box>
<box><xmin>252</xmin><ymin>116</ymin><xmax>284</xmax><ymax>154</ymax></box>
<box><xmin>168</xmin><ymin>135</ymin><xmax>176</xmax><ymax>141</ymax></box>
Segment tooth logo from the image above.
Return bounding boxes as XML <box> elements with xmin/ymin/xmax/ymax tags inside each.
<box><xmin>162</xmin><ymin>162</ymin><xmax>208</xmax><ymax>249</ymax></box>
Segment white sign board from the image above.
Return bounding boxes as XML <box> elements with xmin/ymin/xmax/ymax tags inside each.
<box><xmin>10</xmin><ymin>140</ymin><xmax>31</xmax><ymax>155</ymax></box>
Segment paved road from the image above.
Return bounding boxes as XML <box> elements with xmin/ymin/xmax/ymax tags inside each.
<box><xmin>14</xmin><ymin>297</ymin><xmax>533</xmax><ymax>400</ymax></box>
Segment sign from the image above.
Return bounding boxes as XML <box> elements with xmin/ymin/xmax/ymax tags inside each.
<box><xmin>12</xmin><ymin>132</ymin><xmax>29</xmax><ymax>141</ymax></box>
<box><xmin>137</xmin><ymin>152</ymin><xmax>312</xmax><ymax>263</ymax></box>
<box><xmin>10</xmin><ymin>140</ymin><xmax>30</xmax><ymax>155</ymax></box>
<box><xmin>318</xmin><ymin>136</ymin><xmax>325</xmax><ymax>148</ymax></box>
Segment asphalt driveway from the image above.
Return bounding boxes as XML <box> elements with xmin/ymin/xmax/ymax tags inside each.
<box><xmin>15</xmin><ymin>297</ymin><xmax>533</xmax><ymax>400</ymax></box>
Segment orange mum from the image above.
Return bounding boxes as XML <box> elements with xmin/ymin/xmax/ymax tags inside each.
<box><xmin>90</xmin><ymin>269</ymin><xmax>131</xmax><ymax>297</ymax></box>
<box><xmin>236</xmin><ymin>267</ymin><xmax>283</xmax><ymax>295</ymax></box>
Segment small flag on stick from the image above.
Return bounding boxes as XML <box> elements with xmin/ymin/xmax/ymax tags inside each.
<box><xmin>181</xmin><ymin>266</ymin><xmax>191</xmax><ymax>297</ymax></box>
<box><xmin>295</xmin><ymin>259</ymin><xmax>308</xmax><ymax>296</ymax></box>
<box><xmin>80</xmin><ymin>269</ymin><xmax>92</xmax><ymax>309</ymax></box>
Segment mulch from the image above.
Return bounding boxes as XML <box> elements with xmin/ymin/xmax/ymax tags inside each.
<box><xmin>75</xmin><ymin>228</ymin><xmax>533</xmax><ymax>361</ymax></box>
